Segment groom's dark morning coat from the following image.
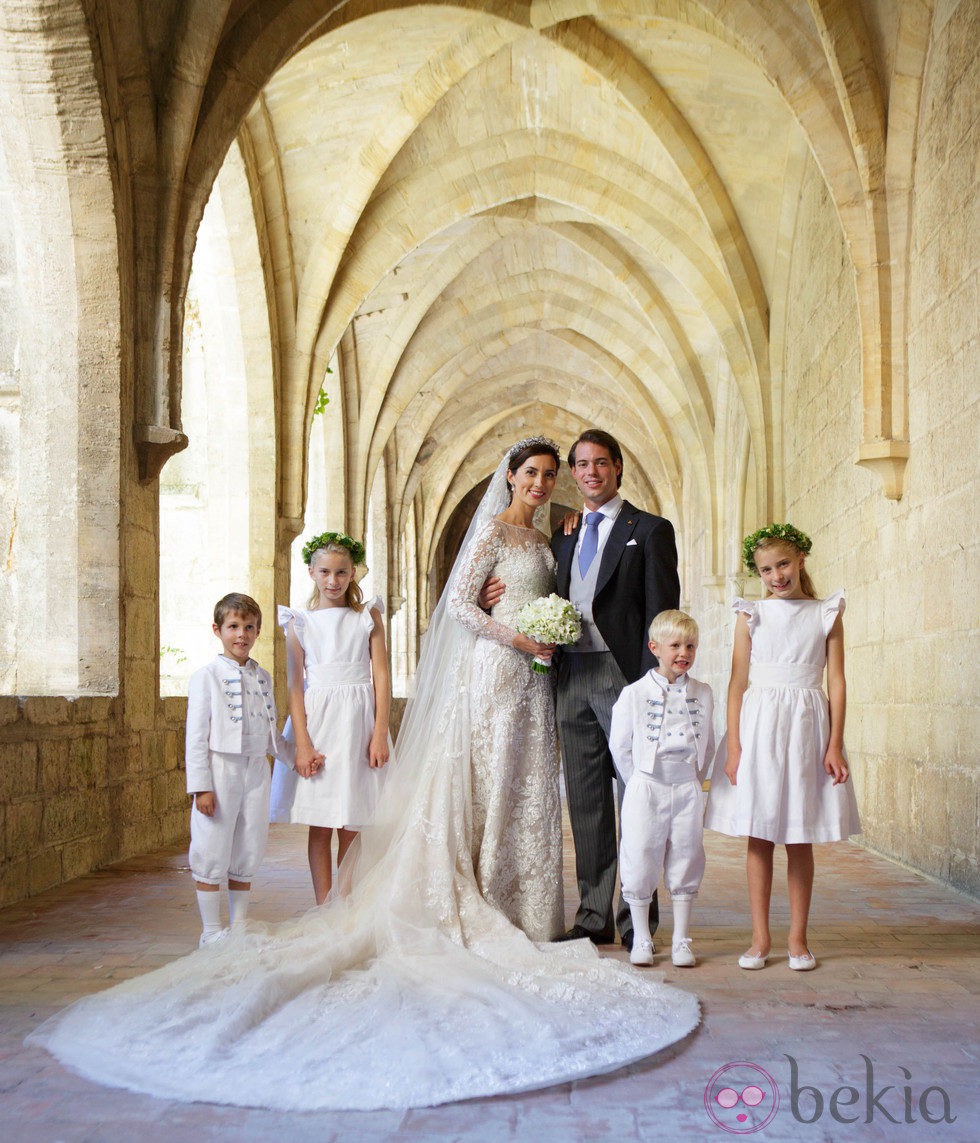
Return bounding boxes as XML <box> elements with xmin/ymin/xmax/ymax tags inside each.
<box><xmin>551</xmin><ymin>500</ymin><xmax>680</xmax><ymax>684</ymax></box>
<box><xmin>550</xmin><ymin>498</ymin><xmax>680</xmax><ymax>940</ymax></box>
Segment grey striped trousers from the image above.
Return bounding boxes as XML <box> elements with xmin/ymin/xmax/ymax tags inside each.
<box><xmin>556</xmin><ymin>650</ymin><xmax>659</xmax><ymax>939</ymax></box>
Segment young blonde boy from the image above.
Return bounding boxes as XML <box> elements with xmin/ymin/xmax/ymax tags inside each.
<box><xmin>609</xmin><ymin>610</ymin><xmax>715</xmax><ymax>967</ymax></box>
<box><xmin>186</xmin><ymin>593</ymin><xmax>293</xmax><ymax>946</ymax></box>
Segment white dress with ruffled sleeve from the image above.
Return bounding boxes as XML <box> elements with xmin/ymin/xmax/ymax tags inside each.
<box><xmin>705</xmin><ymin>591</ymin><xmax>861</xmax><ymax>844</ymax></box>
<box><xmin>269</xmin><ymin>598</ymin><xmax>386</xmax><ymax>829</ymax></box>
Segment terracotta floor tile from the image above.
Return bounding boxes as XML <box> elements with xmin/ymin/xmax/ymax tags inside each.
<box><xmin>1</xmin><ymin>823</ymin><xmax>978</xmax><ymax>1141</ymax></box>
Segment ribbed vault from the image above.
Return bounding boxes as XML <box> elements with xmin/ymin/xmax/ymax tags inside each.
<box><xmin>124</xmin><ymin>0</ymin><xmax>928</xmax><ymax>634</ymax></box>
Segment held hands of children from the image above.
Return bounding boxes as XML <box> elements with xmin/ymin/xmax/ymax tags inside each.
<box><xmin>295</xmin><ymin>745</ymin><xmax>325</xmax><ymax>779</ymax></box>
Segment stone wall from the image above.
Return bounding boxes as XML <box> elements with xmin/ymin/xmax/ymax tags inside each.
<box><xmin>774</xmin><ymin>0</ymin><xmax>979</xmax><ymax>896</ymax></box>
<box><xmin>0</xmin><ymin>696</ymin><xmax>188</xmax><ymax>907</ymax></box>
<box><xmin>896</xmin><ymin>0</ymin><xmax>978</xmax><ymax>891</ymax></box>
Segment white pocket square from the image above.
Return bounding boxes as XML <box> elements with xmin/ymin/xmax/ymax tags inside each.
<box><xmin>626</xmin><ymin>539</ymin><xmax>638</xmax><ymax>547</ymax></box>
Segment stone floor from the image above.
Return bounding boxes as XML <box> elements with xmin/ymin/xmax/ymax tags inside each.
<box><xmin>1</xmin><ymin>821</ymin><xmax>978</xmax><ymax>1143</ymax></box>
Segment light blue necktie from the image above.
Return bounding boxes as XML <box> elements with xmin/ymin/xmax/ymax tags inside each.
<box><xmin>578</xmin><ymin>511</ymin><xmax>604</xmax><ymax>576</ymax></box>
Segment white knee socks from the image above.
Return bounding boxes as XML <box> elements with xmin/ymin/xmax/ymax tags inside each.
<box><xmin>196</xmin><ymin>890</ymin><xmax>223</xmax><ymax>941</ymax></box>
<box><xmin>672</xmin><ymin>897</ymin><xmax>693</xmax><ymax>942</ymax></box>
<box><xmin>229</xmin><ymin>889</ymin><xmax>250</xmax><ymax>928</ymax></box>
<box><xmin>628</xmin><ymin>900</ymin><xmax>651</xmax><ymax>941</ymax></box>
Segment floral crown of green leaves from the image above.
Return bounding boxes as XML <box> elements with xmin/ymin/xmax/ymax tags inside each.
<box><xmin>742</xmin><ymin>523</ymin><xmax>812</xmax><ymax>575</ymax></box>
<box><xmin>507</xmin><ymin>436</ymin><xmax>561</xmax><ymax>462</ymax></box>
<box><xmin>302</xmin><ymin>531</ymin><xmax>366</xmax><ymax>567</ymax></box>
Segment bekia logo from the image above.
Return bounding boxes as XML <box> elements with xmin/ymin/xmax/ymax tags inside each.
<box><xmin>704</xmin><ymin>1062</ymin><xmax>779</xmax><ymax>1134</ymax></box>
<box><xmin>705</xmin><ymin>1056</ymin><xmax>956</xmax><ymax>1133</ymax></box>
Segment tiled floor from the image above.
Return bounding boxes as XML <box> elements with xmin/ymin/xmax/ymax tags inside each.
<box><xmin>2</xmin><ymin>822</ymin><xmax>978</xmax><ymax>1142</ymax></box>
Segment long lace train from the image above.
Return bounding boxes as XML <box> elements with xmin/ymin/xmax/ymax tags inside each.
<box><xmin>30</xmin><ymin>905</ymin><xmax>698</xmax><ymax>1109</ymax></box>
<box><xmin>29</xmin><ymin>705</ymin><xmax>700</xmax><ymax>1109</ymax></box>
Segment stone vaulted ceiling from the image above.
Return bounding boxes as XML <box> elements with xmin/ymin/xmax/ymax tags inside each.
<box><xmin>75</xmin><ymin>0</ymin><xmax>917</xmax><ymax>583</ymax></box>
<box><xmin>247</xmin><ymin>6</ymin><xmax>791</xmax><ymax>565</ymax></box>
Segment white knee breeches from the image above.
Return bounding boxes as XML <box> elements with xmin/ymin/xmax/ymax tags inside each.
<box><xmin>619</xmin><ymin>774</ymin><xmax>705</xmax><ymax>903</ymax></box>
<box><xmin>189</xmin><ymin>752</ymin><xmax>271</xmax><ymax>884</ymax></box>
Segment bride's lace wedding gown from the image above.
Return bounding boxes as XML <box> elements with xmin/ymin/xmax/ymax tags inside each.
<box><xmin>29</xmin><ymin>456</ymin><xmax>700</xmax><ymax>1112</ymax></box>
<box><xmin>448</xmin><ymin>519</ymin><xmax>563</xmax><ymax>941</ymax></box>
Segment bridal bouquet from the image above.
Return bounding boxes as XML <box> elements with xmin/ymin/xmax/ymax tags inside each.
<box><xmin>515</xmin><ymin>594</ymin><xmax>583</xmax><ymax>673</ymax></box>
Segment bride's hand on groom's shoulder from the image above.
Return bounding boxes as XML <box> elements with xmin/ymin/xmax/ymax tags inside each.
<box><xmin>562</xmin><ymin>511</ymin><xmax>580</xmax><ymax>535</ymax></box>
<box><xmin>478</xmin><ymin>575</ymin><xmax>505</xmax><ymax>610</ymax></box>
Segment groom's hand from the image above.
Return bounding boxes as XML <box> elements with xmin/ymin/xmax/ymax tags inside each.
<box><xmin>478</xmin><ymin>575</ymin><xmax>505</xmax><ymax>610</ymax></box>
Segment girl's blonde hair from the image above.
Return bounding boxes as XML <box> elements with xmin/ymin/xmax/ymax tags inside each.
<box><xmin>753</xmin><ymin>539</ymin><xmax>818</xmax><ymax>600</ymax></box>
<box><xmin>307</xmin><ymin>543</ymin><xmax>364</xmax><ymax>611</ymax></box>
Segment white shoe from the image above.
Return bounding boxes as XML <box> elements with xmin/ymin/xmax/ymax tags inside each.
<box><xmin>199</xmin><ymin>927</ymin><xmax>230</xmax><ymax>948</ymax></box>
<box><xmin>630</xmin><ymin>937</ymin><xmax>655</xmax><ymax>966</ymax></box>
<box><xmin>738</xmin><ymin>950</ymin><xmax>769</xmax><ymax>970</ymax></box>
<box><xmin>788</xmin><ymin>950</ymin><xmax>817</xmax><ymax>971</ymax></box>
<box><xmin>671</xmin><ymin>938</ymin><xmax>696</xmax><ymax>967</ymax></box>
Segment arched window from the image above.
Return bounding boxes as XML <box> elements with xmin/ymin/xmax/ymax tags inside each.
<box><xmin>0</xmin><ymin>23</ymin><xmax>119</xmax><ymax>696</ymax></box>
<box><xmin>160</xmin><ymin>143</ymin><xmax>276</xmax><ymax>694</ymax></box>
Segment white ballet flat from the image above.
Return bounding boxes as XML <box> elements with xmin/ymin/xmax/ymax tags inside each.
<box><xmin>737</xmin><ymin>951</ymin><xmax>769</xmax><ymax>970</ymax></box>
<box><xmin>788</xmin><ymin>951</ymin><xmax>817</xmax><ymax>971</ymax></box>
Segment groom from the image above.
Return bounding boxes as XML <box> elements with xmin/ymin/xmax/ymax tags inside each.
<box><xmin>553</xmin><ymin>429</ymin><xmax>679</xmax><ymax>949</ymax></box>
<box><xmin>482</xmin><ymin>429</ymin><xmax>680</xmax><ymax>949</ymax></box>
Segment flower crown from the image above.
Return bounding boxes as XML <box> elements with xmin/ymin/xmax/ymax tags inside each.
<box><xmin>507</xmin><ymin>436</ymin><xmax>560</xmax><ymax>463</ymax></box>
<box><xmin>302</xmin><ymin>531</ymin><xmax>366</xmax><ymax>567</ymax></box>
<box><xmin>742</xmin><ymin>523</ymin><xmax>812</xmax><ymax>574</ymax></box>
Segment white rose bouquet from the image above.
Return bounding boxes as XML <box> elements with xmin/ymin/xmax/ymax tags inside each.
<box><xmin>514</xmin><ymin>593</ymin><xmax>583</xmax><ymax>673</ymax></box>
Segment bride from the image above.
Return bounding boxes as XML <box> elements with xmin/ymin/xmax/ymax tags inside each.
<box><xmin>28</xmin><ymin>436</ymin><xmax>699</xmax><ymax>1112</ymax></box>
<box><xmin>447</xmin><ymin>436</ymin><xmax>564</xmax><ymax>941</ymax></box>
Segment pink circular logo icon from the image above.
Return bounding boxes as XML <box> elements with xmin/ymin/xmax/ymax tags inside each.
<box><xmin>704</xmin><ymin>1062</ymin><xmax>780</xmax><ymax>1133</ymax></box>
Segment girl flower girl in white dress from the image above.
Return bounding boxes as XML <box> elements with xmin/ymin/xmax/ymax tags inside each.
<box><xmin>270</xmin><ymin>531</ymin><xmax>391</xmax><ymax>904</ymax></box>
<box><xmin>705</xmin><ymin>523</ymin><xmax>860</xmax><ymax>971</ymax></box>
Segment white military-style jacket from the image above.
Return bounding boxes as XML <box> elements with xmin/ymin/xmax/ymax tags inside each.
<box><xmin>185</xmin><ymin>656</ymin><xmax>293</xmax><ymax>793</ymax></box>
<box><xmin>609</xmin><ymin>670</ymin><xmax>715</xmax><ymax>786</ymax></box>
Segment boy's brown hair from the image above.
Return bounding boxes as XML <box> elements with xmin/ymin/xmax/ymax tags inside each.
<box><xmin>213</xmin><ymin>593</ymin><xmax>262</xmax><ymax>629</ymax></box>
